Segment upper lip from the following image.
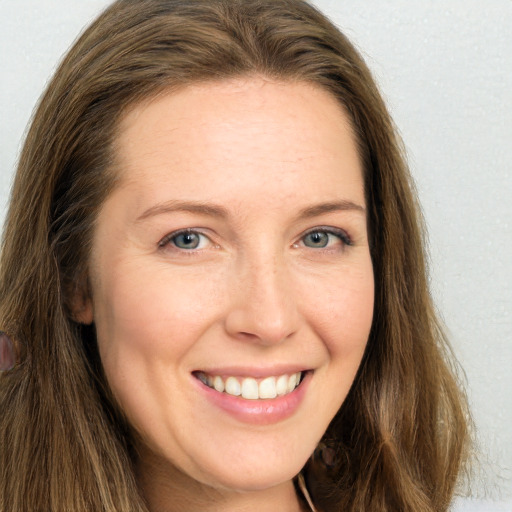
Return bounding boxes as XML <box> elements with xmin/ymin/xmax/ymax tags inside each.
<box><xmin>193</xmin><ymin>365</ymin><xmax>310</xmax><ymax>379</ymax></box>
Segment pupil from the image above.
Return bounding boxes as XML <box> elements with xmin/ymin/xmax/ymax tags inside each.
<box><xmin>308</xmin><ymin>232</ymin><xmax>328</xmax><ymax>247</ymax></box>
<box><xmin>176</xmin><ymin>233</ymin><xmax>199</xmax><ymax>248</ymax></box>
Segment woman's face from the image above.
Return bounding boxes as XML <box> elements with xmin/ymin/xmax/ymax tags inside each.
<box><xmin>82</xmin><ymin>78</ymin><xmax>374</xmax><ymax>494</ymax></box>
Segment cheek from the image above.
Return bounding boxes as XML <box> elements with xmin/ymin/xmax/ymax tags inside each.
<box><xmin>316</xmin><ymin>262</ymin><xmax>374</xmax><ymax>410</ymax></box>
<box><xmin>312</xmin><ymin>261</ymin><xmax>374</xmax><ymax>356</ymax></box>
<box><xmin>92</xmin><ymin>261</ymin><xmax>227</xmax><ymax>384</ymax></box>
<box><xmin>91</xmin><ymin>262</ymin><xmax>228</xmax><ymax>437</ymax></box>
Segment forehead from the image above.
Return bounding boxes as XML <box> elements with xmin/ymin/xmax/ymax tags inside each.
<box><xmin>110</xmin><ymin>77</ymin><xmax>365</xmax><ymax>214</ymax></box>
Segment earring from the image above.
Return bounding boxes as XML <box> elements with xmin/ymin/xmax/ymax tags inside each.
<box><xmin>313</xmin><ymin>440</ymin><xmax>338</xmax><ymax>468</ymax></box>
<box><xmin>0</xmin><ymin>331</ymin><xmax>17</xmax><ymax>372</ymax></box>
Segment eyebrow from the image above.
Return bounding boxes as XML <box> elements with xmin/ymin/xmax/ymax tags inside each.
<box><xmin>135</xmin><ymin>199</ymin><xmax>365</xmax><ymax>223</ymax></box>
<box><xmin>136</xmin><ymin>200</ymin><xmax>229</xmax><ymax>222</ymax></box>
<box><xmin>296</xmin><ymin>200</ymin><xmax>366</xmax><ymax>219</ymax></box>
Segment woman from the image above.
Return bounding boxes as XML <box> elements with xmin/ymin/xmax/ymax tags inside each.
<box><xmin>0</xmin><ymin>0</ymin><xmax>470</xmax><ymax>510</ymax></box>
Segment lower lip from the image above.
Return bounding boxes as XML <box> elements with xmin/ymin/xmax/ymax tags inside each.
<box><xmin>193</xmin><ymin>372</ymin><xmax>311</xmax><ymax>425</ymax></box>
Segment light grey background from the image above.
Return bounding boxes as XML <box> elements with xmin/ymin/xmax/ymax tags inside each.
<box><xmin>1</xmin><ymin>1</ymin><xmax>511</xmax><ymax>509</ymax></box>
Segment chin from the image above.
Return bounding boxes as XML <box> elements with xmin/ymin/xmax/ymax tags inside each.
<box><xmin>203</xmin><ymin>469</ymin><xmax>301</xmax><ymax>494</ymax></box>
<box><xmin>189</xmin><ymin>450</ymin><xmax>309</xmax><ymax>493</ymax></box>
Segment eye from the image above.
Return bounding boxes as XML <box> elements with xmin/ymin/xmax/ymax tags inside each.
<box><xmin>159</xmin><ymin>229</ymin><xmax>211</xmax><ymax>250</ymax></box>
<box><xmin>300</xmin><ymin>228</ymin><xmax>351</xmax><ymax>249</ymax></box>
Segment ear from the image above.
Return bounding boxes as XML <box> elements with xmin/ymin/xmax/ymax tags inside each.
<box><xmin>69</xmin><ymin>279</ymin><xmax>94</xmax><ymax>325</ymax></box>
<box><xmin>72</xmin><ymin>295</ymin><xmax>94</xmax><ymax>325</ymax></box>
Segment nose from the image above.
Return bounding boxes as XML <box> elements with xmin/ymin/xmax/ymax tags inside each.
<box><xmin>224</xmin><ymin>252</ymin><xmax>300</xmax><ymax>346</ymax></box>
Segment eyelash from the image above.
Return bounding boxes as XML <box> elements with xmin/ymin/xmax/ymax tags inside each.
<box><xmin>158</xmin><ymin>229</ymin><xmax>211</xmax><ymax>252</ymax></box>
<box><xmin>158</xmin><ymin>226</ymin><xmax>352</xmax><ymax>253</ymax></box>
<box><xmin>297</xmin><ymin>227</ymin><xmax>352</xmax><ymax>250</ymax></box>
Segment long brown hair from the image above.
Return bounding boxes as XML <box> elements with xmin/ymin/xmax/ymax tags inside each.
<box><xmin>0</xmin><ymin>1</ymin><xmax>470</xmax><ymax>510</ymax></box>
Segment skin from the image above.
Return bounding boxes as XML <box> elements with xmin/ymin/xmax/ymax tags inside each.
<box><xmin>79</xmin><ymin>77</ymin><xmax>374</xmax><ymax>511</ymax></box>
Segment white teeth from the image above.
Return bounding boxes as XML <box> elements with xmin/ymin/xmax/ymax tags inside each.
<box><xmin>287</xmin><ymin>373</ymin><xmax>298</xmax><ymax>393</ymax></box>
<box><xmin>213</xmin><ymin>376</ymin><xmax>224</xmax><ymax>393</ymax></box>
<box><xmin>259</xmin><ymin>377</ymin><xmax>277</xmax><ymax>399</ymax></box>
<box><xmin>198</xmin><ymin>371</ymin><xmax>303</xmax><ymax>400</ymax></box>
<box><xmin>276</xmin><ymin>375</ymin><xmax>288</xmax><ymax>396</ymax></box>
<box><xmin>225</xmin><ymin>376</ymin><xmax>241</xmax><ymax>396</ymax></box>
<box><xmin>241</xmin><ymin>378</ymin><xmax>259</xmax><ymax>399</ymax></box>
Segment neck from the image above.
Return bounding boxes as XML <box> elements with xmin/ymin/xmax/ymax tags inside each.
<box><xmin>136</xmin><ymin>449</ymin><xmax>308</xmax><ymax>512</ymax></box>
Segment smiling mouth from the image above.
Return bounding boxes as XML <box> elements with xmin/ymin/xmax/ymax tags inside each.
<box><xmin>193</xmin><ymin>371</ymin><xmax>306</xmax><ymax>400</ymax></box>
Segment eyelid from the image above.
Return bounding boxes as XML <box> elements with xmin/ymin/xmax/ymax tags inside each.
<box><xmin>158</xmin><ymin>226</ymin><xmax>352</xmax><ymax>253</ymax></box>
<box><xmin>158</xmin><ymin>228</ymin><xmax>214</xmax><ymax>251</ymax></box>
<box><xmin>299</xmin><ymin>226</ymin><xmax>352</xmax><ymax>247</ymax></box>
